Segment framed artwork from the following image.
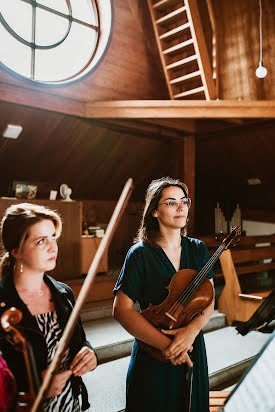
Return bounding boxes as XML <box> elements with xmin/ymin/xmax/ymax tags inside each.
<box><xmin>10</xmin><ymin>181</ymin><xmax>38</xmax><ymax>199</ymax></box>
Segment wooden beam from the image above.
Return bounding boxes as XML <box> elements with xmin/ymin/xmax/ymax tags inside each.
<box><xmin>94</xmin><ymin>119</ymin><xmax>180</xmax><ymax>141</ymax></box>
<box><xmin>1</xmin><ymin>86</ymin><xmax>275</xmax><ymax>120</ymax></box>
<box><xmin>170</xmin><ymin>135</ymin><xmax>196</xmax><ymax>235</ymax></box>
<box><xmin>184</xmin><ymin>135</ymin><xmax>196</xmax><ymax>235</ymax></box>
<box><xmin>138</xmin><ymin>118</ymin><xmax>197</xmax><ymax>134</ymax></box>
<box><xmin>0</xmin><ymin>82</ymin><xmax>86</xmax><ymax>117</ymax></box>
<box><xmin>86</xmin><ymin>100</ymin><xmax>275</xmax><ymax>119</ymax></box>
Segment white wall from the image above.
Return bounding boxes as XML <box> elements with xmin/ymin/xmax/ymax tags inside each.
<box><xmin>242</xmin><ymin>220</ymin><xmax>275</xmax><ymax>236</ymax></box>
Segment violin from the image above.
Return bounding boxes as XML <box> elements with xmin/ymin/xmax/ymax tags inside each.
<box><xmin>1</xmin><ymin>307</ymin><xmax>40</xmax><ymax>411</ymax></box>
<box><xmin>139</xmin><ymin>226</ymin><xmax>241</xmax><ymax>361</ymax></box>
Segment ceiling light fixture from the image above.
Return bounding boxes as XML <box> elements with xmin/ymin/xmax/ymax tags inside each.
<box><xmin>2</xmin><ymin>124</ymin><xmax>23</xmax><ymax>139</ymax></box>
<box><xmin>256</xmin><ymin>0</ymin><xmax>267</xmax><ymax>78</ymax></box>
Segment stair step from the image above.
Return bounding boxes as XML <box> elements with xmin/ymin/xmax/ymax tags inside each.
<box><xmin>174</xmin><ymin>85</ymin><xmax>205</xmax><ymax>98</ymax></box>
<box><xmin>203</xmin><ymin>310</ymin><xmax>227</xmax><ymax>333</ymax></box>
<box><xmin>163</xmin><ymin>38</ymin><xmax>193</xmax><ymax>55</ymax></box>
<box><xmin>170</xmin><ymin>70</ymin><xmax>201</xmax><ymax>84</ymax></box>
<box><xmin>156</xmin><ymin>6</ymin><xmax>186</xmax><ymax>25</ymax></box>
<box><xmin>83</xmin><ymin>310</ymin><xmax>226</xmax><ymax>364</ymax></box>
<box><xmin>82</xmin><ymin>326</ymin><xmax>270</xmax><ymax>412</ymax></box>
<box><xmin>152</xmin><ymin>0</ymin><xmax>180</xmax><ymax>11</ymax></box>
<box><xmin>80</xmin><ymin>298</ymin><xmax>114</xmax><ymax>322</ymax></box>
<box><xmin>159</xmin><ymin>23</ymin><xmax>190</xmax><ymax>40</ymax></box>
<box><xmin>84</xmin><ymin>317</ymin><xmax>133</xmax><ymax>364</ymax></box>
<box><xmin>166</xmin><ymin>54</ymin><xmax>197</xmax><ymax>70</ymax></box>
<box><xmin>206</xmin><ymin>327</ymin><xmax>269</xmax><ymax>389</ymax></box>
<box><xmin>83</xmin><ymin>357</ymin><xmax>129</xmax><ymax>412</ymax></box>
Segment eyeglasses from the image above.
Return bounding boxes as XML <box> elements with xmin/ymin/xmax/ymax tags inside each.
<box><xmin>158</xmin><ymin>198</ymin><xmax>191</xmax><ymax>209</ymax></box>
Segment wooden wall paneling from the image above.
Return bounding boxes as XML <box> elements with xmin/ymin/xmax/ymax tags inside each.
<box><xmin>0</xmin><ymin>199</ymin><xmax>82</xmax><ymax>281</ymax></box>
<box><xmin>0</xmin><ymin>0</ymin><xmax>168</xmax><ymax>109</ymax></box>
<box><xmin>0</xmin><ymin>0</ymin><xmax>274</xmax><ymax>111</ymax></box>
<box><xmin>242</xmin><ymin>209</ymin><xmax>275</xmax><ymax>224</ymax></box>
<box><xmin>1</xmin><ymin>98</ymin><xmax>275</xmax><ymax>239</ymax></box>
<box><xmin>196</xmin><ymin>121</ymin><xmax>275</xmax><ymax>234</ymax></box>
<box><xmin>0</xmin><ymin>83</ymin><xmax>87</xmax><ymax>117</ymax></box>
<box><xmin>0</xmin><ymin>103</ymin><xmax>171</xmax><ymax>202</ymax></box>
<box><xmin>0</xmin><ymin>103</ymin><xmax>66</xmax><ymax>196</ymax></box>
<box><xmin>213</xmin><ymin>0</ymin><xmax>275</xmax><ymax>100</ymax></box>
<box><xmin>96</xmin><ymin>119</ymin><xmax>181</xmax><ymax>140</ymax></box>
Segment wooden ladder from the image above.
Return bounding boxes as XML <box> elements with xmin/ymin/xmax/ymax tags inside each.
<box><xmin>147</xmin><ymin>0</ymin><xmax>217</xmax><ymax>100</ymax></box>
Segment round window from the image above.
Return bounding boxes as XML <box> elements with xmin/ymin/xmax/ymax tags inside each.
<box><xmin>0</xmin><ymin>0</ymin><xmax>112</xmax><ymax>84</ymax></box>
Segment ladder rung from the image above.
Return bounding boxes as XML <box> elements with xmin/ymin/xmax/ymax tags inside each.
<box><xmin>156</xmin><ymin>6</ymin><xmax>186</xmax><ymax>25</ymax></box>
<box><xmin>174</xmin><ymin>86</ymin><xmax>205</xmax><ymax>98</ymax></box>
<box><xmin>163</xmin><ymin>38</ymin><xmax>193</xmax><ymax>55</ymax></box>
<box><xmin>159</xmin><ymin>23</ymin><xmax>190</xmax><ymax>40</ymax></box>
<box><xmin>166</xmin><ymin>55</ymin><xmax>197</xmax><ymax>70</ymax></box>
<box><xmin>153</xmin><ymin>0</ymin><xmax>174</xmax><ymax>9</ymax></box>
<box><xmin>170</xmin><ymin>70</ymin><xmax>201</xmax><ymax>84</ymax></box>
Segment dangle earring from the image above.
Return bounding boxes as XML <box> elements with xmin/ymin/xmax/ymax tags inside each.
<box><xmin>20</xmin><ymin>263</ymin><xmax>23</xmax><ymax>273</ymax></box>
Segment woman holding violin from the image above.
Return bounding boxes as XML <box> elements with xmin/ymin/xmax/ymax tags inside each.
<box><xmin>113</xmin><ymin>177</ymin><xmax>215</xmax><ymax>412</ymax></box>
<box><xmin>0</xmin><ymin>203</ymin><xmax>97</xmax><ymax>411</ymax></box>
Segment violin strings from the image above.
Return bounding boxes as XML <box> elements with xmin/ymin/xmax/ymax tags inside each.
<box><xmin>169</xmin><ymin>244</ymin><xmax>225</xmax><ymax>315</ymax></box>
<box><xmin>167</xmin><ymin>248</ymin><xmax>220</xmax><ymax>317</ymax></box>
<box><xmin>167</xmin><ymin>244</ymin><xmax>226</xmax><ymax>317</ymax></box>
<box><xmin>178</xmin><ymin>245</ymin><xmax>224</xmax><ymax>304</ymax></box>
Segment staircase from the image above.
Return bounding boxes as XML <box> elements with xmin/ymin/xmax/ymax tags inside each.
<box><xmin>147</xmin><ymin>0</ymin><xmax>217</xmax><ymax>100</ymax></box>
<box><xmin>80</xmin><ymin>304</ymin><xmax>270</xmax><ymax>412</ymax></box>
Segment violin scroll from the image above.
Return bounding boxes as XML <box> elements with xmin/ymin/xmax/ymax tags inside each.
<box><xmin>1</xmin><ymin>307</ymin><xmax>37</xmax><ymax>409</ymax></box>
<box><xmin>222</xmin><ymin>225</ymin><xmax>241</xmax><ymax>249</ymax></box>
<box><xmin>1</xmin><ymin>307</ymin><xmax>23</xmax><ymax>334</ymax></box>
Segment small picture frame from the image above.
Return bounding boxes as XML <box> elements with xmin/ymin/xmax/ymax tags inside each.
<box><xmin>10</xmin><ymin>181</ymin><xmax>38</xmax><ymax>200</ymax></box>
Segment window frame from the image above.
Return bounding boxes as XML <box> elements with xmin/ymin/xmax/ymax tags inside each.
<box><xmin>0</xmin><ymin>0</ymin><xmax>112</xmax><ymax>86</ymax></box>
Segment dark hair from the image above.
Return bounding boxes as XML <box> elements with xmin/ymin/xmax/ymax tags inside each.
<box><xmin>0</xmin><ymin>203</ymin><xmax>62</xmax><ymax>278</ymax></box>
<box><xmin>135</xmin><ymin>177</ymin><xmax>189</xmax><ymax>246</ymax></box>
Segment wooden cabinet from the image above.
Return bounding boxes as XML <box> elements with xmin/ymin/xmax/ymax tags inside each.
<box><xmin>81</xmin><ymin>236</ymin><xmax>108</xmax><ymax>274</ymax></box>
<box><xmin>0</xmin><ymin>198</ymin><xmax>82</xmax><ymax>281</ymax></box>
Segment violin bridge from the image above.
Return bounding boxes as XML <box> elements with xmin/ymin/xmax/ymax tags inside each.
<box><xmin>165</xmin><ymin>312</ymin><xmax>177</xmax><ymax>322</ymax></box>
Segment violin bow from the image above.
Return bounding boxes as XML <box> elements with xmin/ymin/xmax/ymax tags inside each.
<box><xmin>31</xmin><ymin>178</ymin><xmax>134</xmax><ymax>412</ymax></box>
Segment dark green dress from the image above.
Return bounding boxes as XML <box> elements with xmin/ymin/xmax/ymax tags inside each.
<box><xmin>113</xmin><ymin>236</ymin><xmax>214</xmax><ymax>412</ymax></box>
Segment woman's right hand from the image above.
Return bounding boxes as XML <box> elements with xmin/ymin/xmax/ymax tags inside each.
<box><xmin>41</xmin><ymin>369</ymin><xmax>72</xmax><ymax>398</ymax></box>
<box><xmin>169</xmin><ymin>351</ymin><xmax>193</xmax><ymax>367</ymax></box>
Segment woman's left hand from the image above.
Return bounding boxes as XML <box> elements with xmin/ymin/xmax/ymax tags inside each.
<box><xmin>161</xmin><ymin>325</ymin><xmax>197</xmax><ymax>360</ymax></box>
<box><xmin>70</xmin><ymin>347</ymin><xmax>97</xmax><ymax>377</ymax></box>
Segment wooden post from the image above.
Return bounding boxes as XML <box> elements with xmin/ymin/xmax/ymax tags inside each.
<box><xmin>170</xmin><ymin>135</ymin><xmax>196</xmax><ymax>235</ymax></box>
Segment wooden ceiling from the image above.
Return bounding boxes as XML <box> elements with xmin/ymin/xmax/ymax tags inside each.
<box><xmin>0</xmin><ymin>101</ymin><xmax>172</xmax><ymax>201</ymax></box>
<box><xmin>0</xmin><ymin>100</ymin><xmax>274</xmax><ymax>209</ymax></box>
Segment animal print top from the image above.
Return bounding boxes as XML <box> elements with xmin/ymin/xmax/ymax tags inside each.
<box><xmin>35</xmin><ymin>311</ymin><xmax>80</xmax><ymax>412</ymax></box>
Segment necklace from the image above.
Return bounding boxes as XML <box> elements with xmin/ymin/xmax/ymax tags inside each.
<box><xmin>17</xmin><ymin>286</ymin><xmax>44</xmax><ymax>297</ymax></box>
